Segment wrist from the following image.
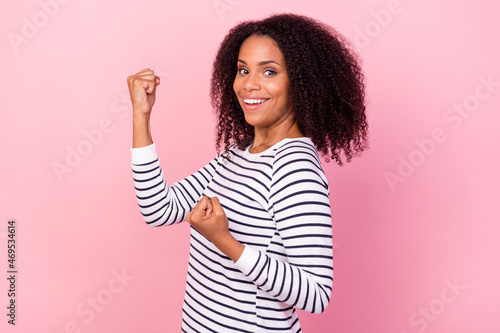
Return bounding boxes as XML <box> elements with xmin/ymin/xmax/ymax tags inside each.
<box><xmin>133</xmin><ymin>112</ymin><xmax>151</xmax><ymax>122</ymax></box>
<box><xmin>214</xmin><ymin>234</ymin><xmax>245</xmax><ymax>262</ymax></box>
<box><xmin>132</xmin><ymin>113</ymin><xmax>153</xmax><ymax>148</ymax></box>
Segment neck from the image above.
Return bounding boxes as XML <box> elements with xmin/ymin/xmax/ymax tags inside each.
<box><xmin>250</xmin><ymin>117</ymin><xmax>304</xmax><ymax>154</ymax></box>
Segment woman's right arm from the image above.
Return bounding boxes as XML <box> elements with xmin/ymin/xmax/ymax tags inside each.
<box><xmin>132</xmin><ymin>146</ymin><xmax>219</xmax><ymax>227</ymax></box>
<box><xmin>127</xmin><ymin>68</ymin><xmax>159</xmax><ymax>148</ymax></box>
<box><xmin>128</xmin><ymin>68</ymin><xmax>217</xmax><ymax>227</ymax></box>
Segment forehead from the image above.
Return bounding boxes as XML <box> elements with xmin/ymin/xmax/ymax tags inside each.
<box><xmin>238</xmin><ymin>35</ymin><xmax>284</xmax><ymax>63</ymax></box>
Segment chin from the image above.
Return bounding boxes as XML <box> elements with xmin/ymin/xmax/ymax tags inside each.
<box><xmin>242</xmin><ymin>113</ymin><xmax>262</xmax><ymax>126</ymax></box>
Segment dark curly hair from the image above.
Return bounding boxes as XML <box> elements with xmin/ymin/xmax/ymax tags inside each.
<box><xmin>210</xmin><ymin>13</ymin><xmax>368</xmax><ymax>165</ymax></box>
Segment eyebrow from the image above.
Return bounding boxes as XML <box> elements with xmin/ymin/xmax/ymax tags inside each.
<box><xmin>237</xmin><ymin>59</ymin><xmax>281</xmax><ymax>66</ymax></box>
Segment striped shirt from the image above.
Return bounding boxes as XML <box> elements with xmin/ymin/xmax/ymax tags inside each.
<box><xmin>131</xmin><ymin>137</ymin><xmax>333</xmax><ymax>332</ymax></box>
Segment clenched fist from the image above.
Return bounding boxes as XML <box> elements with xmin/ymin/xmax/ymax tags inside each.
<box><xmin>128</xmin><ymin>68</ymin><xmax>160</xmax><ymax>148</ymax></box>
<box><xmin>187</xmin><ymin>196</ymin><xmax>228</xmax><ymax>242</ymax></box>
<box><xmin>127</xmin><ymin>68</ymin><xmax>161</xmax><ymax>116</ymax></box>
<box><xmin>187</xmin><ymin>196</ymin><xmax>244</xmax><ymax>262</ymax></box>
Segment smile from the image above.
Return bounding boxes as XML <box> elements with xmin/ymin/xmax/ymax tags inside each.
<box><xmin>243</xmin><ymin>98</ymin><xmax>269</xmax><ymax>105</ymax></box>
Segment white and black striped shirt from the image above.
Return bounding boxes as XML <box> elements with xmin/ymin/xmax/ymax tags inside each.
<box><xmin>131</xmin><ymin>137</ymin><xmax>333</xmax><ymax>332</ymax></box>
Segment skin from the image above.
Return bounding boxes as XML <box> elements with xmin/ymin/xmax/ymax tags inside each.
<box><xmin>127</xmin><ymin>68</ymin><xmax>158</xmax><ymax>148</ymax></box>
<box><xmin>127</xmin><ymin>35</ymin><xmax>302</xmax><ymax>262</ymax></box>
<box><xmin>234</xmin><ymin>35</ymin><xmax>303</xmax><ymax>153</ymax></box>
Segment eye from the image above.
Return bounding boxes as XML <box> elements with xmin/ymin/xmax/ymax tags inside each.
<box><xmin>264</xmin><ymin>69</ymin><xmax>277</xmax><ymax>76</ymax></box>
<box><xmin>238</xmin><ymin>68</ymin><xmax>249</xmax><ymax>75</ymax></box>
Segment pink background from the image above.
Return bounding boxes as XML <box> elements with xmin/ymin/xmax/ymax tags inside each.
<box><xmin>1</xmin><ymin>0</ymin><xmax>499</xmax><ymax>332</ymax></box>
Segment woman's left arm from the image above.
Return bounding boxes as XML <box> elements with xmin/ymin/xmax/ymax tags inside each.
<box><xmin>187</xmin><ymin>147</ymin><xmax>333</xmax><ymax>314</ymax></box>
<box><xmin>234</xmin><ymin>149</ymin><xmax>333</xmax><ymax>313</ymax></box>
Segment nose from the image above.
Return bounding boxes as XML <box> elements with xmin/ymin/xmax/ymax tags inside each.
<box><xmin>243</xmin><ymin>72</ymin><xmax>260</xmax><ymax>91</ymax></box>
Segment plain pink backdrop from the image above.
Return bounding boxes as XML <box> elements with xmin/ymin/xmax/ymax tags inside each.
<box><xmin>1</xmin><ymin>0</ymin><xmax>499</xmax><ymax>332</ymax></box>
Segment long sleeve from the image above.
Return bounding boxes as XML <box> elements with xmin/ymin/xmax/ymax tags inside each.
<box><xmin>131</xmin><ymin>143</ymin><xmax>219</xmax><ymax>227</ymax></box>
<box><xmin>132</xmin><ymin>139</ymin><xmax>334</xmax><ymax>331</ymax></box>
<box><xmin>233</xmin><ymin>142</ymin><xmax>333</xmax><ymax>314</ymax></box>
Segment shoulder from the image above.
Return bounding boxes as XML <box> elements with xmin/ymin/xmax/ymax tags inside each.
<box><xmin>273</xmin><ymin>138</ymin><xmax>322</xmax><ymax>172</ymax></box>
<box><xmin>217</xmin><ymin>142</ymin><xmax>245</xmax><ymax>160</ymax></box>
<box><xmin>271</xmin><ymin>138</ymin><xmax>329</xmax><ymax>191</ymax></box>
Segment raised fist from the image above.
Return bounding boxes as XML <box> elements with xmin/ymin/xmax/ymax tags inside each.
<box><xmin>127</xmin><ymin>68</ymin><xmax>160</xmax><ymax>115</ymax></box>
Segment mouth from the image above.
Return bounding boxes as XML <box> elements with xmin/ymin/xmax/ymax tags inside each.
<box><xmin>243</xmin><ymin>98</ymin><xmax>269</xmax><ymax>105</ymax></box>
<box><xmin>241</xmin><ymin>98</ymin><xmax>270</xmax><ymax>110</ymax></box>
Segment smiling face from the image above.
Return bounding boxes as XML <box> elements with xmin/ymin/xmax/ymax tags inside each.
<box><xmin>233</xmin><ymin>35</ymin><xmax>295</xmax><ymax>133</ymax></box>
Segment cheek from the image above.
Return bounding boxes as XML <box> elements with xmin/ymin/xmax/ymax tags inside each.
<box><xmin>233</xmin><ymin>76</ymin><xmax>243</xmax><ymax>93</ymax></box>
<box><xmin>268</xmin><ymin>77</ymin><xmax>289</xmax><ymax>96</ymax></box>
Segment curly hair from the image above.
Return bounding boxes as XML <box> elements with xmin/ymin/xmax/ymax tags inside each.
<box><xmin>210</xmin><ymin>13</ymin><xmax>368</xmax><ymax>165</ymax></box>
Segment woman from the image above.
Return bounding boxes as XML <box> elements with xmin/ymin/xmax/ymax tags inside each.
<box><xmin>128</xmin><ymin>13</ymin><xmax>368</xmax><ymax>332</ymax></box>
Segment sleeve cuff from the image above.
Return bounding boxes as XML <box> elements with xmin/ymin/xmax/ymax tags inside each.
<box><xmin>232</xmin><ymin>245</ymin><xmax>260</xmax><ymax>275</ymax></box>
<box><xmin>131</xmin><ymin>142</ymin><xmax>158</xmax><ymax>164</ymax></box>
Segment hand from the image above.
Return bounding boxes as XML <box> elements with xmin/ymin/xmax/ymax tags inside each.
<box><xmin>187</xmin><ymin>196</ymin><xmax>245</xmax><ymax>262</ymax></box>
<box><xmin>127</xmin><ymin>68</ymin><xmax>160</xmax><ymax>116</ymax></box>
<box><xmin>187</xmin><ymin>196</ymin><xmax>228</xmax><ymax>243</ymax></box>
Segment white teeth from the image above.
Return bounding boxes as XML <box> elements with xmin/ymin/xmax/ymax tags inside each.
<box><xmin>244</xmin><ymin>99</ymin><xmax>268</xmax><ymax>104</ymax></box>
